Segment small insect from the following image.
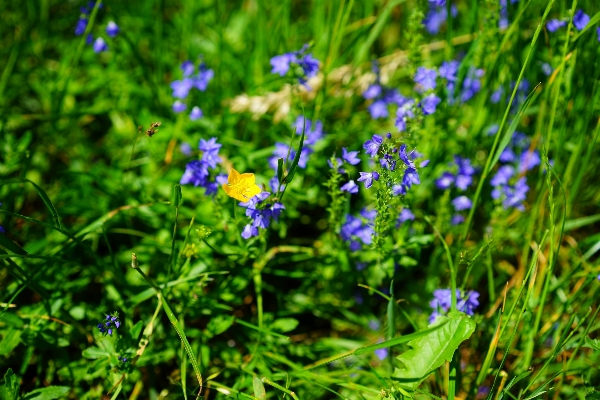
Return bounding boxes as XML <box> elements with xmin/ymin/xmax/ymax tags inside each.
<box><xmin>221</xmin><ymin>168</ymin><xmax>261</xmax><ymax>202</ymax></box>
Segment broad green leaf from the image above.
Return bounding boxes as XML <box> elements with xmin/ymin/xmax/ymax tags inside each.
<box><xmin>252</xmin><ymin>375</ymin><xmax>266</xmax><ymax>400</ymax></box>
<box><xmin>82</xmin><ymin>346</ymin><xmax>110</xmax><ymax>359</ymax></box>
<box><xmin>0</xmin><ymin>329</ymin><xmax>22</xmax><ymax>356</ymax></box>
<box><xmin>392</xmin><ymin>313</ymin><xmax>476</xmax><ymax>392</ymax></box>
<box><xmin>22</xmin><ymin>386</ymin><xmax>70</xmax><ymax>400</ymax></box>
<box><xmin>270</xmin><ymin>318</ymin><xmax>299</xmax><ymax>333</ymax></box>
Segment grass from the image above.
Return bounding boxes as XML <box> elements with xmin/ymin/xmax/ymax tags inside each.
<box><xmin>1</xmin><ymin>0</ymin><xmax>600</xmax><ymax>399</ymax></box>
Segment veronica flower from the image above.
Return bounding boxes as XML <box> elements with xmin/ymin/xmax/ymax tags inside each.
<box><xmin>340</xmin><ymin>180</ymin><xmax>359</xmax><ymax>194</ymax></box>
<box><xmin>546</xmin><ymin>19</ymin><xmax>567</xmax><ymax>32</ymax></box>
<box><xmin>363</xmin><ymin>84</ymin><xmax>382</xmax><ymax>99</ymax></box>
<box><xmin>396</xmin><ymin>209</ymin><xmax>415</xmax><ymax>227</ymax></box>
<box><xmin>414</xmin><ymin>67</ymin><xmax>438</xmax><ymax>91</ymax></box>
<box><xmin>97</xmin><ymin>314</ymin><xmax>121</xmax><ymax>336</ymax></box>
<box><xmin>357</xmin><ymin>171</ymin><xmax>380</xmax><ymax>189</ymax></box>
<box><xmin>452</xmin><ymin>196</ymin><xmax>472</xmax><ymax>211</ymax></box>
<box><xmin>190</xmin><ymin>106</ymin><xmax>203</xmax><ymax>121</ymax></box>
<box><xmin>93</xmin><ymin>37</ymin><xmax>108</xmax><ymax>53</ymax></box>
<box><xmin>436</xmin><ymin>172</ymin><xmax>455</xmax><ymax>189</ymax></box>
<box><xmin>420</xmin><ymin>94</ymin><xmax>441</xmax><ymax>115</ymax></box>
<box><xmin>368</xmin><ymin>100</ymin><xmax>389</xmax><ymax>119</ymax></box>
<box><xmin>573</xmin><ymin>9</ymin><xmax>590</xmax><ymax>31</ymax></box>
<box><xmin>106</xmin><ymin>21</ymin><xmax>119</xmax><ymax>37</ymax></box>
<box><xmin>363</xmin><ymin>135</ymin><xmax>383</xmax><ymax>158</ymax></box>
<box><xmin>75</xmin><ymin>18</ymin><xmax>88</xmax><ymax>35</ymax></box>
<box><xmin>194</xmin><ymin>63</ymin><xmax>214</xmax><ymax>91</ymax></box>
<box><xmin>342</xmin><ymin>148</ymin><xmax>360</xmax><ymax>165</ymax></box>
<box><xmin>172</xmin><ymin>100</ymin><xmax>187</xmax><ymax>113</ymax></box>
<box><xmin>429</xmin><ymin>289</ymin><xmax>480</xmax><ymax>323</ymax></box>
<box><xmin>451</xmin><ymin>214</ymin><xmax>465</xmax><ymax>225</ymax></box>
<box><xmin>395</xmin><ymin>100</ymin><xmax>415</xmax><ymax>132</ymax></box>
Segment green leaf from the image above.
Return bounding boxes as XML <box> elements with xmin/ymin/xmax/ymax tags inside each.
<box><xmin>0</xmin><ymin>368</ymin><xmax>19</xmax><ymax>400</ymax></box>
<box><xmin>130</xmin><ymin>320</ymin><xmax>144</xmax><ymax>342</ymax></box>
<box><xmin>0</xmin><ymin>179</ymin><xmax>61</xmax><ymax>230</ymax></box>
<box><xmin>0</xmin><ymin>234</ymin><xmax>28</xmax><ymax>255</ymax></box>
<box><xmin>391</xmin><ymin>313</ymin><xmax>476</xmax><ymax>392</ymax></box>
<box><xmin>270</xmin><ymin>318</ymin><xmax>299</xmax><ymax>333</ymax></box>
<box><xmin>0</xmin><ymin>329</ymin><xmax>22</xmax><ymax>356</ymax></box>
<box><xmin>283</xmin><ymin>120</ymin><xmax>305</xmax><ymax>184</ymax></box>
<box><xmin>206</xmin><ymin>315</ymin><xmax>235</xmax><ymax>337</ymax></box>
<box><xmin>276</xmin><ymin>157</ymin><xmax>284</xmax><ymax>185</ymax></box>
<box><xmin>22</xmin><ymin>386</ymin><xmax>70</xmax><ymax>400</ymax></box>
<box><xmin>82</xmin><ymin>346</ymin><xmax>110</xmax><ymax>359</ymax></box>
<box><xmin>171</xmin><ymin>184</ymin><xmax>182</xmax><ymax>207</ymax></box>
<box><xmin>583</xmin><ymin>335</ymin><xmax>600</xmax><ymax>351</ymax></box>
<box><xmin>252</xmin><ymin>375</ymin><xmax>266</xmax><ymax>400</ymax></box>
<box><xmin>586</xmin><ymin>390</ymin><xmax>600</xmax><ymax>399</ymax></box>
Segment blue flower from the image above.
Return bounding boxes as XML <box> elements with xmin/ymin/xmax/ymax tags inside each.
<box><xmin>340</xmin><ymin>214</ymin><xmax>374</xmax><ymax>251</ymax></box>
<box><xmin>180</xmin><ymin>142</ymin><xmax>193</xmax><ymax>156</ymax></box>
<box><xmin>360</xmin><ymin>208</ymin><xmax>377</xmax><ymax>221</ymax></box>
<box><xmin>180</xmin><ymin>60</ymin><xmax>195</xmax><ymax>77</ymax></box>
<box><xmin>573</xmin><ymin>9</ymin><xmax>590</xmax><ymax>31</ymax></box>
<box><xmin>375</xmin><ymin>347</ymin><xmax>388</xmax><ymax>361</ymax></box>
<box><xmin>357</xmin><ymin>171</ymin><xmax>380</xmax><ymax>189</ymax></box>
<box><xmin>429</xmin><ymin>0</ymin><xmax>445</xmax><ymax>6</ymax></box>
<box><xmin>75</xmin><ymin>18</ymin><xmax>88</xmax><ymax>35</ymax></box>
<box><xmin>396</xmin><ymin>209</ymin><xmax>415</xmax><ymax>227</ymax></box>
<box><xmin>423</xmin><ymin>4</ymin><xmax>457</xmax><ymax>35</ymax></box>
<box><xmin>106</xmin><ymin>21</ymin><xmax>119</xmax><ymax>38</ymax></box>
<box><xmin>368</xmin><ymin>100</ymin><xmax>389</xmax><ymax>119</ymax></box>
<box><xmin>170</xmin><ymin>78</ymin><xmax>194</xmax><ymax>99</ymax></box>
<box><xmin>0</xmin><ymin>226</ymin><xmax>5</xmax><ymax>234</ymax></box>
<box><xmin>270</xmin><ymin>53</ymin><xmax>295</xmax><ymax>76</ymax></box>
<box><xmin>97</xmin><ymin>314</ymin><xmax>121</xmax><ymax>336</ymax></box>
<box><xmin>518</xmin><ymin>149</ymin><xmax>540</xmax><ymax>173</ymax></box>
<box><xmin>363</xmin><ymin>135</ymin><xmax>383</xmax><ymax>158</ymax></box>
<box><xmin>380</xmin><ymin>154</ymin><xmax>397</xmax><ymax>171</ymax></box>
<box><xmin>294</xmin><ymin>116</ymin><xmax>324</xmax><ymax>146</ymax></box>
<box><xmin>93</xmin><ymin>37</ymin><xmax>108</xmax><ymax>53</ymax></box>
<box><xmin>452</xmin><ymin>196</ymin><xmax>472</xmax><ymax>211</ymax></box>
<box><xmin>439</xmin><ymin>60</ymin><xmax>459</xmax><ymax>83</ymax></box>
<box><xmin>193</xmin><ymin>63</ymin><xmax>214</xmax><ymax>91</ymax></box>
<box><xmin>490</xmin><ymin>87</ymin><xmax>503</xmax><ymax>103</ymax></box>
<box><xmin>392</xmin><ymin>184</ymin><xmax>407</xmax><ymax>196</ymax></box>
<box><xmin>395</xmin><ymin>100</ymin><xmax>415</xmax><ymax>132</ymax></box>
<box><xmin>597</xmin><ymin>27</ymin><xmax>600</xmax><ymax>42</ymax></box>
<box><xmin>180</xmin><ymin>160</ymin><xmax>209</xmax><ymax>186</ymax></box>
<box><xmin>342</xmin><ymin>148</ymin><xmax>360</xmax><ymax>165</ymax></box>
<box><xmin>451</xmin><ymin>214</ymin><xmax>465</xmax><ymax>225</ymax></box>
<box><xmin>190</xmin><ymin>106</ymin><xmax>203</xmax><ymax>121</ymax></box>
<box><xmin>435</xmin><ymin>172</ymin><xmax>455</xmax><ymax>189</ymax></box>
<box><xmin>414</xmin><ymin>67</ymin><xmax>438</xmax><ymax>91</ymax></box>
<box><xmin>541</xmin><ymin>62</ymin><xmax>553</xmax><ymax>76</ymax></box>
<box><xmin>546</xmin><ymin>19</ymin><xmax>567</xmax><ymax>32</ymax></box>
<box><xmin>172</xmin><ymin>100</ymin><xmax>186</xmax><ymax>113</ymax></box>
<box><xmin>420</xmin><ymin>93</ymin><xmax>441</xmax><ymax>115</ymax></box>
<box><xmin>402</xmin><ymin>168</ymin><xmax>420</xmax><ymax>189</ymax></box>
<box><xmin>429</xmin><ymin>289</ymin><xmax>479</xmax><ymax>323</ymax></box>
<box><xmin>242</xmin><ymin>224</ymin><xmax>259</xmax><ymax>239</ymax></box>
<box><xmin>363</xmin><ymin>84</ymin><xmax>382</xmax><ymax>99</ymax></box>
<box><xmin>460</xmin><ymin>67</ymin><xmax>484</xmax><ymax>103</ymax></box>
<box><xmin>340</xmin><ymin>180</ymin><xmax>359</xmax><ymax>194</ymax></box>
<box><xmin>270</xmin><ymin>45</ymin><xmax>320</xmax><ymax>85</ymax></box>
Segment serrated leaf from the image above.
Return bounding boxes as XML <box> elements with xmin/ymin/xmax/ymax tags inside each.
<box><xmin>392</xmin><ymin>314</ymin><xmax>476</xmax><ymax>392</ymax></box>
<box><xmin>252</xmin><ymin>375</ymin><xmax>266</xmax><ymax>400</ymax></box>
<box><xmin>82</xmin><ymin>346</ymin><xmax>110</xmax><ymax>359</ymax></box>
<box><xmin>22</xmin><ymin>386</ymin><xmax>70</xmax><ymax>400</ymax></box>
<box><xmin>0</xmin><ymin>368</ymin><xmax>19</xmax><ymax>400</ymax></box>
<box><xmin>584</xmin><ymin>336</ymin><xmax>600</xmax><ymax>351</ymax></box>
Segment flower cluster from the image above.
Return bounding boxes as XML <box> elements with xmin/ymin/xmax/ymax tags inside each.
<box><xmin>334</xmin><ymin>148</ymin><xmax>362</xmax><ymax>193</ymax></box>
<box><xmin>499</xmin><ymin>0</ymin><xmax>520</xmax><ymax>29</ymax></box>
<box><xmin>180</xmin><ymin>138</ymin><xmax>226</xmax><ymax>195</ymax></box>
<box><xmin>239</xmin><ymin>192</ymin><xmax>285</xmax><ymax>239</ymax></box>
<box><xmin>435</xmin><ymin>156</ymin><xmax>477</xmax><ymax>224</ymax></box>
<box><xmin>363</xmin><ymin>61</ymin><xmax>410</xmax><ymax>120</ymax></box>
<box><xmin>547</xmin><ymin>8</ymin><xmax>590</xmax><ymax>33</ymax></box>
<box><xmin>423</xmin><ymin>2</ymin><xmax>457</xmax><ymax>35</ymax></box>
<box><xmin>429</xmin><ymin>289</ymin><xmax>480</xmax><ymax>323</ymax></box>
<box><xmin>170</xmin><ymin>59</ymin><xmax>214</xmax><ymax>119</ymax></box>
<box><xmin>74</xmin><ymin>2</ymin><xmax>119</xmax><ymax>54</ymax></box>
<box><xmin>269</xmin><ymin>116</ymin><xmax>324</xmax><ymax>173</ymax></box>
<box><xmin>97</xmin><ymin>313</ymin><xmax>121</xmax><ymax>336</ymax></box>
<box><xmin>340</xmin><ymin>209</ymin><xmax>376</xmax><ymax>251</ymax></box>
<box><xmin>490</xmin><ymin>132</ymin><xmax>539</xmax><ymax>211</ymax></box>
<box><xmin>270</xmin><ymin>44</ymin><xmax>320</xmax><ymax>86</ymax></box>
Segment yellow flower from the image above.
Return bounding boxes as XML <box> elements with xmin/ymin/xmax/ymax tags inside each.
<box><xmin>222</xmin><ymin>168</ymin><xmax>261</xmax><ymax>202</ymax></box>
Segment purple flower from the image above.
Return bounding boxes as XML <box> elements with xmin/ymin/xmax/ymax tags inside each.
<box><xmin>363</xmin><ymin>135</ymin><xmax>383</xmax><ymax>158</ymax></box>
<box><xmin>573</xmin><ymin>9</ymin><xmax>590</xmax><ymax>31</ymax></box>
<box><xmin>172</xmin><ymin>100</ymin><xmax>187</xmax><ymax>113</ymax></box>
<box><xmin>357</xmin><ymin>171</ymin><xmax>380</xmax><ymax>189</ymax></box>
<box><xmin>179</xmin><ymin>60</ymin><xmax>194</xmax><ymax>77</ymax></box>
<box><xmin>298</xmin><ymin>53</ymin><xmax>320</xmax><ymax>78</ymax></box>
<box><xmin>414</xmin><ymin>67</ymin><xmax>438</xmax><ymax>91</ymax></box>
<box><xmin>451</xmin><ymin>214</ymin><xmax>465</xmax><ymax>225</ymax></box>
<box><xmin>106</xmin><ymin>21</ymin><xmax>119</xmax><ymax>38</ymax></box>
<box><xmin>402</xmin><ymin>168</ymin><xmax>420</xmax><ymax>189</ymax></box>
<box><xmin>75</xmin><ymin>18</ymin><xmax>88</xmax><ymax>35</ymax></box>
<box><xmin>491</xmin><ymin>87</ymin><xmax>503</xmax><ymax>103</ymax></box>
<box><xmin>546</xmin><ymin>19</ymin><xmax>567</xmax><ymax>32</ymax></box>
<box><xmin>396</xmin><ymin>209</ymin><xmax>415</xmax><ymax>227</ymax></box>
<box><xmin>439</xmin><ymin>60</ymin><xmax>459</xmax><ymax>82</ymax></box>
<box><xmin>429</xmin><ymin>289</ymin><xmax>480</xmax><ymax>323</ymax></box>
<box><xmin>455</xmin><ymin>174</ymin><xmax>473</xmax><ymax>191</ymax></box>
<box><xmin>395</xmin><ymin>100</ymin><xmax>415</xmax><ymax>131</ymax></box>
<box><xmin>180</xmin><ymin>142</ymin><xmax>193</xmax><ymax>156</ymax></box>
<box><xmin>193</xmin><ymin>64</ymin><xmax>214</xmax><ymax>91</ymax></box>
<box><xmin>460</xmin><ymin>67</ymin><xmax>484</xmax><ymax>102</ymax></box>
<box><xmin>368</xmin><ymin>100</ymin><xmax>388</xmax><ymax>119</ymax></box>
<box><xmin>360</xmin><ymin>208</ymin><xmax>377</xmax><ymax>221</ymax></box>
<box><xmin>436</xmin><ymin>172</ymin><xmax>455</xmax><ymax>189</ymax></box>
<box><xmin>190</xmin><ymin>106</ymin><xmax>203</xmax><ymax>121</ymax></box>
<box><xmin>171</xmin><ymin>79</ymin><xmax>193</xmax><ymax>98</ymax></box>
<box><xmin>398</xmin><ymin>144</ymin><xmax>415</xmax><ymax>168</ymax></box>
<box><xmin>490</xmin><ymin>165</ymin><xmax>515</xmax><ymax>186</ymax></box>
<box><xmin>98</xmin><ymin>314</ymin><xmax>121</xmax><ymax>336</ymax></box>
<box><xmin>519</xmin><ymin>149</ymin><xmax>540</xmax><ymax>172</ymax></box>
<box><xmin>392</xmin><ymin>184</ymin><xmax>407</xmax><ymax>196</ymax></box>
<box><xmin>423</xmin><ymin>8</ymin><xmax>447</xmax><ymax>35</ymax></box>
<box><xmin>93</xmin><ymin>37</ymin><xmax>108</xmax><ymax>53</ymax></box>
<box><xmin>270</xmin><ymin>53</ymin><xmax>295</xmax><ymax>76</ymax></box>
<box><xmin>375</xmin><ymin>347</ymin><xmax>388</xmax><ymax>361</ymax></box>
<box><xmin>380</xmin><ymin>154</ymin><xmax>397</xmax><ymax>171</ymax></box>
<box><xmin>452</xmin><ymin>196</ymin><xmax>472</xmax><ymax>211</ymax></box>
<box><xmin>328</xmin><ymin>157</ymin><xmax>344</xmax><ymax>172</ymax></box>
<box><xmin>241</xmin><ymin>224</ymin><xmax>259</xmax><ymax>239</ymax></box>
<box><xmin>420</xmin><ymin>93</ymin><xmax>441</xmax><ymax>115</ymax></box>
<box><xmin>541</xmin><ymin>63</ymin><xmax>553</xmax><ymax>76</ymax></box>
<box><xmin>363</xmin><ymin>84</ymin><xmax>382</xmax><ymax>99</ymax></box>
<box><xmin>597</xmin><ymin>27</ymin><xmax>600</xmax><ymax>42</ymax></box>
<box><xmin>342</xmin><ymin>148</ymin><xmax>360</xmax><ymax>165</ymax></box>
<box><xmin>0</xmin><ymin>226</ymin><xmax>5</xmax><ymax>234</ymax></box>
<box><xmin>180</xmin><ymin>160</ymin><xmax>209</xmax><ymax>186</ymax></box>
<box><xmin>294</xmin><ymin>116</ymin><xmax>324</xmax><ymax>146</ymax></box>
<box><xmin>341</xmin><ymin>180</ymin><xmax>359</xmax><ymax>194</ymax></box>
<box><xmin>429</xmin><ymin>0</ymin><xmax>446</xmax><ymax>6</ymax></box>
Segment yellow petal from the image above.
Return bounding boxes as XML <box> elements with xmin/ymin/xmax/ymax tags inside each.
<box><xmin>228</xmin><ymin>168</ymin><xmax>241</xmax><ymax>185</ymax></box>
<box><xmin>243</xmin><ymin>184</ymin><xmax>261</xmax><ymax>200</ymax></box>
<box><xmin>239</xmin><ymin>173</ymin><xmax>256</xmax><ymax>186</ymax></box>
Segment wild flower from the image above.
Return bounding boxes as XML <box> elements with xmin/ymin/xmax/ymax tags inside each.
<box><xmin>395</xmin><ymin>100</ymin><xmax>415</xmax><ymax>132</ymax></box>
<box><xmin>429</xmin><ymin>289</ymin><xmax>480</xmax><ymax>323</ymax></box>
<box><xmin>452</xmin><ymin>195</ymin><xmax>472</xmax><ymax>211</ymax></box>
<box><xmin>423</xmin><ymin>3</ymin><xmax>457</xmax><ymax>35</ymax></box>
<box><xmin>573</xmin><ymin>9</ymin><xmax>590</xmax><ymax>31</ymax></box>
<box><xmin>439</xmin><ymin>60</ymin><xmax>459</xmax><ymax>92</ymax></box>
<box><xmin>340</xmin><ymin>180</ymin><xmax>359</xmax><ymax>194</ymax></box>
<box><xmin>180</xmin><ymin>137</ymin><xmax>223</xmax><ymax>195</ymax></box>
<box><xmin>93</xmin><ymin>37</ymin><xmax>108</xmax><ymax>53</ymax></box>
<box><xmin>357</xmin><ymin>171</ymin><xmax>380</xmax><ymax>189</ymax></box>
<box><xmin>541</xmin><ymin>62</ymin><xmax>553</xmax><ymax>76</ymax></box>
<box><xmin>222</xmin><ymin>168</ymin><xmax>261</xmax><ymax>203</ymax></box>
<box><xmin>270</xmin><ymin>44</ymin><xmax>320</xmax><ymax>86</ymax></box>
<box><xmin>97</xmin><ymin>313</ymin><xmax>121</xmax><ymax>336</ymax></box>
<box><xmin>342</xmin><ymin>148</ymin><xmax>360</xmax><ymax>165</ymax></box>
<box><xmin>363</xmin><ymin>134</ymin><xmax>384</xmax><ymax>157</ymax></box>
<box><xmin>414</xmin><ymin>67</ymin><xmax>437</xmax><ymax>92</ymax></box>
<box><xmin>597</xmin><ymin>27</ymin><xmax>600</xmax><ymax>42</ymax></box>
<box><xmin>238</xmin><ymin>192</ymin><xmax>285</xmax><ymax>239</ymax></box>
<box><xmin>190</xmin><ymin>106</ymin><xmax>203</xmax><ymax>121</ymax></box>
<box><xmin>435</xmin><ymin>156</ymin><xmax>477</xmax><ymax>191</ymax></box>
<box><xmin>420</xmin><ymin>93</ymin><xmax>441</xmax><ymax>115</ymax></box>
<box><xmin>459</xmin><ymin>67</ymin><xmax>484</xmax><ymax>103</ymax></box>
<box><xmin>546</xmin><ymin>19</ymin><xmax>567</xmax><ymax>32</ymax></box>
<box><xmin>340</xmin><ymin>213</ymin><xmax>374</xmax><ymax>251</ymax></box>
<box><xmin>375</xmin><ymin>346</ymin><xmax>388</xmax><ymax>361</ymax></box>
<box><xmin>169</xmin><ymin>58</ymin><xmax>213</xmax><ymax>118</ymax></box>
<box><xmin>396</xmin><ymin>208</ymin><xmax>415</xmax><ymax>227</ymax></box>
<box><xmin>499</xmin><ymin>0</ymin><xmax>520</xmax><ymax>29</ymax></box>
<box><xmin>106</xmin><ymin>21</ymin><xmax>119</xmax><ymax>37</ymax></box>
<box><xmin>363</xmin><ymin>62</ymin><xmax>408</xmax><ymax>119</ymax></box>
<box><xmin>172</xmin><ymin>100</ymin><xmax>186</xmax><ymax>113</ymax></box>
<box><xmin>75</xmin><ymin>18</ymin><xmax>88</xmax><ymax>35</ymax></box>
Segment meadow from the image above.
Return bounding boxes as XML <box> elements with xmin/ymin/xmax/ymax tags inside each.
<box><xmin>1</xmin><ymin>0</ymin><xmax>600</xmax><ymax>398</ymax></box>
